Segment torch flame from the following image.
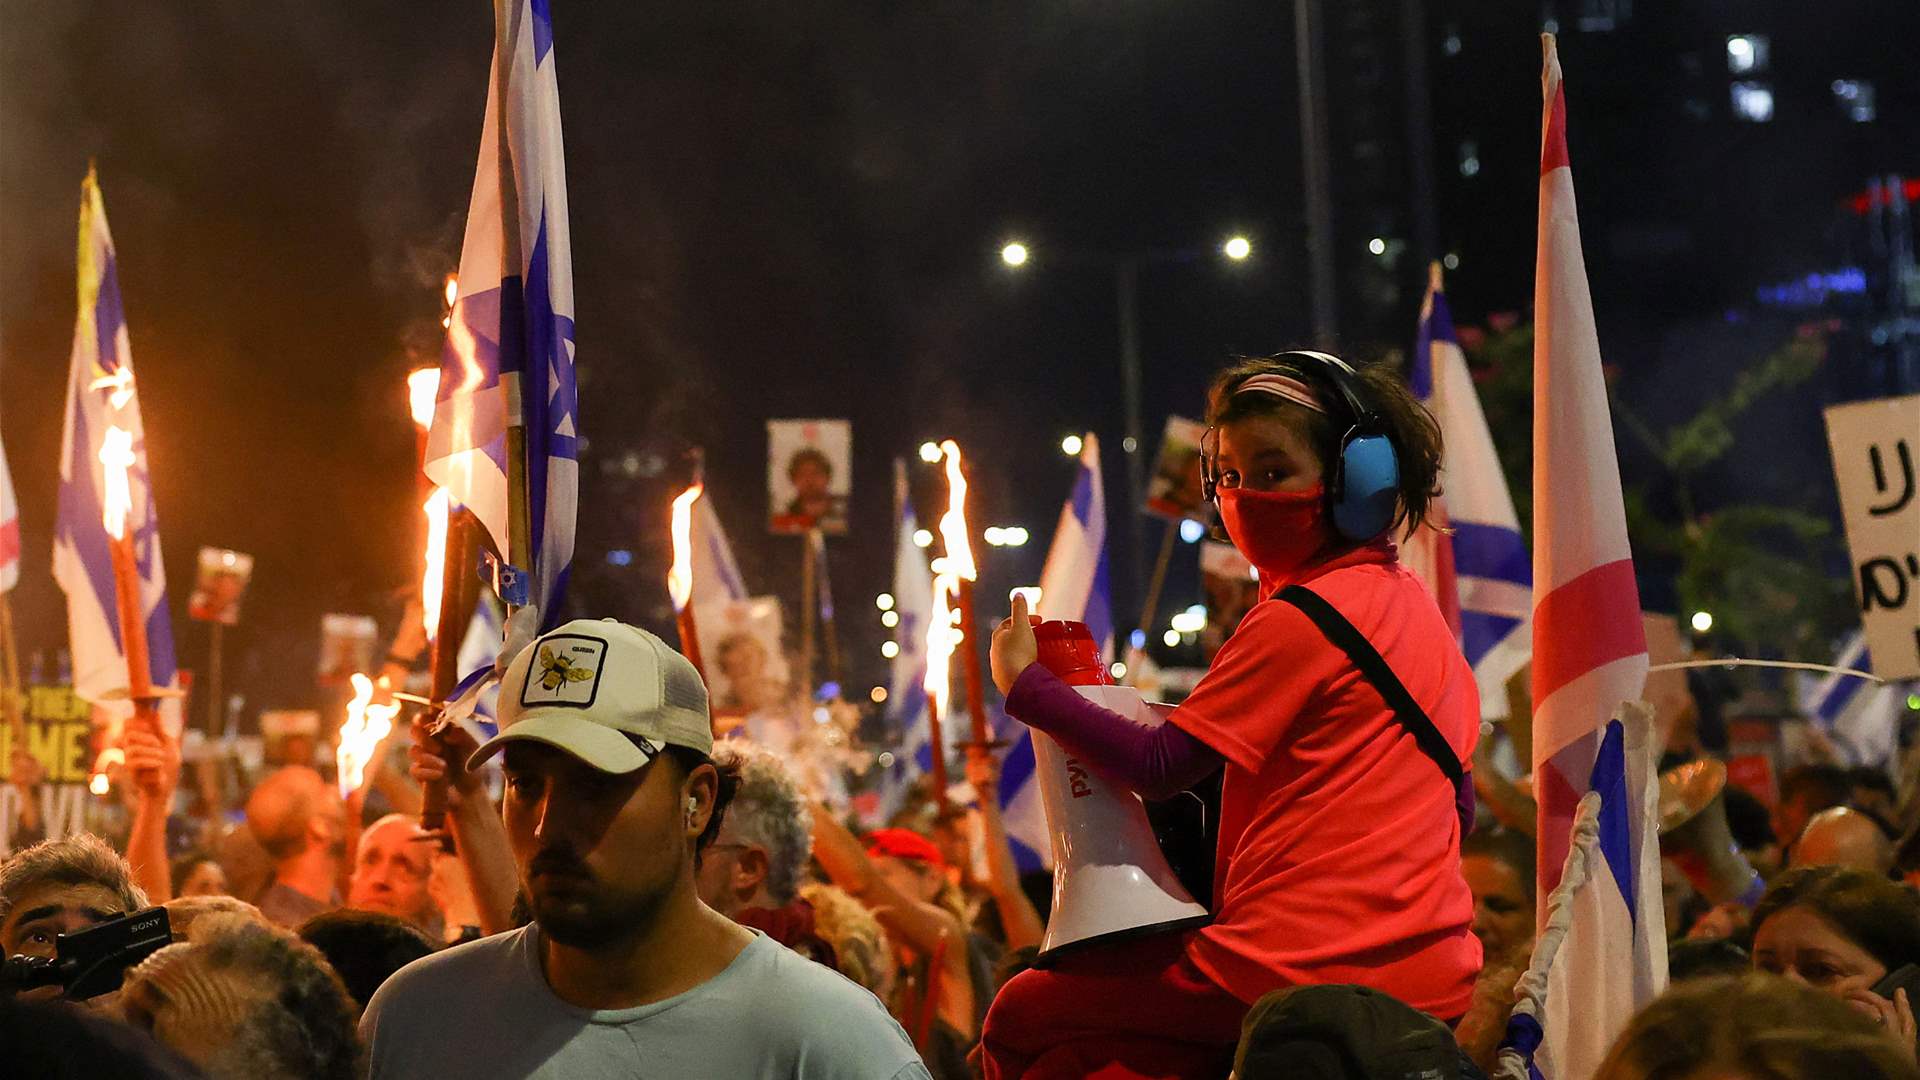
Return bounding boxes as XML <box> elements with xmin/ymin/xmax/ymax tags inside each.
<box><xmin>443</xmin><ymin>274</ymin><xmax>459</xmax><ymax>310</ymax></box>
<box><xmin>422</xmin><ymin>488</ymin><xmax>450</xmax><ymax>642</ymax></box>
<box><xmin>88</xmin><ymin>747</ymin><xmax>126</xmax><ymax>796</ymax></box>
<box><xmin>936</xmin><ymin>440</ymin><xmax>976</xmax><ymax>581</ymax></box>
<box><xmin>408</xmin><ymin>368</ymin><xmax>441</xmax><ymax>430</ymax></box>
<box><xmin>99</xmin><ymin>425</ymin><xmax>136</xmax><ymax>540</ymax></box>
<box><xmin>924</xmin><ymin>572</ymin><xmax>958</xmax><ymax>718</ymax></box>
<box><xmin>337</xmin><ymin>672</ymin><xmax>401</xmax><ymax>799</ymax></box>
<box><xmin>668</xmin><ymin>483</ymin><xmax>703</xmax><ymax>612</ymax></box>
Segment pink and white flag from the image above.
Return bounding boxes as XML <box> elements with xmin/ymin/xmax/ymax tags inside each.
<box><xmin>1521</xmin><ymin>34</ymin><xmax>1666</xmax><ymax>1080</ymax></box>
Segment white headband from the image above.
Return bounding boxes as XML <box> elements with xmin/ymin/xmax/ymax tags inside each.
<box><xmin>1231</xmin><ymin>373</ymin><xmax>1326</xmax><ymax>415</ymax></box>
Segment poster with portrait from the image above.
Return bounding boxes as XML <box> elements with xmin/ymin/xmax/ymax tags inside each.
<box><xmin>768</xmin><ymin>419</ymin><xmax>851</xmax><ymax>535</ymax></box>
<box><xmin>317</xmin><ymin>614</ymin><xmax>380</xmax><ymax>688</ymax></box>
<box><xmin>188</xmin><ymin>547</ymin><xmax>255</xmax><ymax>625</ymax></box>
<box><xmin>696</xmin><ymin>597</ymin><xmax>791</xmax><ymax>718</ymax></box>
<box><xmin>1145</xmin><ymin>416</ymin><xmax>1207</xmax><ymax>521</ymax></box>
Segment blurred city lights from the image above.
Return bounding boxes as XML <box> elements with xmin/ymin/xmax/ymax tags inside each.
<box><xmin>913</xmin><ymin>528</ymin><xmax>934</xmax><ymax>548</ymax></box>
<box><xmin>1000</xmin><ymin>241</ymin><xmax>1030</xmax><ymax>267</ymax></box>
<box><xmin>1170</xmin><ymin>610</ymin><xmax>1206</xmax><ymax>635</ymax></box>
<box><xmin>1109</xmin><ymin>662</ymin><xmax>1128</xmax><ymax>680</ymax></box>
<box><xmin>1061</xmin><ymin>434</ymin><xmax>1084</xmax><ymax>456</ymax></box>
<box><xmin>881</xmin><ymin>641</ymin><xmax>901</xmax><ymax>659</ymax></box>
<box><xmin>918</xmin><ymin>441</ymin><xmax>943</xmax><ymax>463</ymax></box>
<box><xmin>1010</xmin><ymin>586</ymin><xmax>1043</xmax><ymax>609</ymax></box>
<box><xmin>870</xmin><ymin>686</ymin><xmax>889</xmax><ymax>704</ymax></box>
<box><xmin>1726</xmin><ymin>35</ymin><xmax>1768</xmax><ymax>75</ymax></box>
<box><xmin>1223</xmin><ymin>236</ymin><xmax>1252</xmax><ymax>261</ymax></box>
<box><xmin>1179</xmin><ymin>519</ymin><xmax>1205</xmax><ymax>544</ymax></box>
<box><xmin>1690</xmin><ymin>610</ymin><xmax>1714</xmax><ymax>633</ymax></box>
<box><xmin>876</xmin><ymin>593</ymin><xmax>895</xmax><ymax>611</ymax></box>
<box><xmin>1163</xmin><ymin>629</ymin><xmax>1182</xmax><ymax>648</ymax></box>
<box><xmin>1367</xmin><ymin>237</ymin><xmax>1387</xmax><ymax>256</ymax></box>
<box><xmin>1129</xmin><ymin>629</ymin><xmax>1147</xmax><ymax>650</ymax></box>
<box><xmin>881</xmin><ymin>611</ymin><xmax>900</xmax><ymax>628</ymax></box>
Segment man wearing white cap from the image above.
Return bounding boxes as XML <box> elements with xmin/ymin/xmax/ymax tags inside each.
<box><xmin>360</xmin><ymin>619</ymin><xmax>929</xmax><ymax>1079</ymax></box>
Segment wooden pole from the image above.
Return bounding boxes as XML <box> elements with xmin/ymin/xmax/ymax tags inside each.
<box><xmin>1136</xmin><ymin>519</ymin><xmax>1180</xmax><ymax>641</ymax></box>
<box><xmin>813</xmin><ymin>530</ymin><xmax>842</xmax><ymax>686</ymax></box>
<box><xmin>798</xmin><ymin>535</ymin><xmax>817</xmax><ymax>695</ymax></box>
<box><xmin>954</xmin><ymin>577</ymin><xmax>991</xmax><ymax>746</ymax></box>
<box><xmin>105</xmin><ymin>530</ymin><xmax>162</xmax><ymax>787</ymax></box>
<box><xmin>0</xmin><ymin>593</ymin><xmax>22</xmax><ymax>753</ymax></box>
<box><xmin>419</xmin><ymin>509</ymin><xmax>479</xmax><ymax>845</ymax></box>
<box><xmin>674</xmin><ymin>604</ymin><xmax>706</xmax><ymax>683</ymax></box>
<box><xmin>924</xmin><ymin>693</ymin><xmax>951</xmax><ymax>815</ymax></box>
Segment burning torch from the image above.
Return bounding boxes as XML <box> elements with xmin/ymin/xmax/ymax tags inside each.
<box><xmin>88</xmin><ymin>425</ymin><xmax>167</xmax><ymax>793</ymax></box>
<box><xmin>668</xmin><ymin>481</ymin><xmax>707</xmax><ymax>682</ymax></box>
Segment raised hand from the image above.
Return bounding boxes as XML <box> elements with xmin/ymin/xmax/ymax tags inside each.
<box><xmin>990</xmin><ymin>592</ymin><xmax>1040</xmax><ymax>695</ymax></box>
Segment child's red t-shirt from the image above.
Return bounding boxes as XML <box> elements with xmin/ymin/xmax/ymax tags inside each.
<box><xmin>1171</xmin><ymin>543</ymin><xmax>1483</xmax><ymax>1019</ymax></box>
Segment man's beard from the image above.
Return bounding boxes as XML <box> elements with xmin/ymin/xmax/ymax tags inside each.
<box><xmin>523</xmin><ymin>848</ymin><xmax>680</xmax><ymax>948</ymax></box>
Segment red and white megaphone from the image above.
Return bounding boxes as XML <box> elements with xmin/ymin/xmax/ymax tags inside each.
<box><xmin>1031</xmin><ymin>619</ymin><xmax>1210</xmax><ymax>965</ymax></box>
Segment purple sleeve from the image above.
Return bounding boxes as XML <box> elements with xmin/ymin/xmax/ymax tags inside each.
<box><xmin>1003</xmin><ymin>664</ymin><xmax>1224</xmax><ymax>800</ymax></box>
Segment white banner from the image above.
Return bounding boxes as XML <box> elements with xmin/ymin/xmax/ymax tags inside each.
<box><xmin>1824</xmin><ymin>395</ymin><xmax>1920</xmax><ymax>680</ymax></box>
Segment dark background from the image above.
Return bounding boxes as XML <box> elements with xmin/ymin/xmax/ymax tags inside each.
<box><xmin>1</xmin><ymin>1</ymin><xmax>1913</xmax><ymax>727</ymax></box>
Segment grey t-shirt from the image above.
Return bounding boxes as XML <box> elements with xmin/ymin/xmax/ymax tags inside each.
<box><xmin>360</xmin><ymin>925</ymin><xmax>931</xmax><ymax>1080</ymax></box>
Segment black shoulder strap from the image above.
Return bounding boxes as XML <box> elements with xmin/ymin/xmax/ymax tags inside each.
<box><xmin>1277</xmin><ymin>584</ymin><xmax>1465</xmax><ymax>787</ymax></box>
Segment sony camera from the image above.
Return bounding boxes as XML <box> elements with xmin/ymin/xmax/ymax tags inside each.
<box><xmin>1</xmin><ymin>906</ymin><xmax>171</xmax><ymax>1000</ymax></box>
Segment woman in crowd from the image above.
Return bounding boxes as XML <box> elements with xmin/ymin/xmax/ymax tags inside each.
<box><xmin>1751</xmin><ymin>866</ymin><xmax>1920</xmax><ymax>1056</ymax></box>
<box><xmin>984</xmin><ymin>352</ymin><xmax>1480</xmax><ymax>1077</ymax></box>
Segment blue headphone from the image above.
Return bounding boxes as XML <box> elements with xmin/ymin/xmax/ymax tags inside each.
<box><xmin>1200</xmin><ymin>350</ymin><xmax>1402</xmax><ymax>541</ymax></box>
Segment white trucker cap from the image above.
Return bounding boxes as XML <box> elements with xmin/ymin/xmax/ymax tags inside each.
<box><xmin>467</xmin><ymin>618</ymin><xmax>712</xmax><ymax>773</ymax></box>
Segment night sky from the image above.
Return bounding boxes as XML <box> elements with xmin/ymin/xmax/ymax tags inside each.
<box><xmin>1</xmin><ymin>2</ymin><xmax>1912</xmax><ymax>720</ymax></box>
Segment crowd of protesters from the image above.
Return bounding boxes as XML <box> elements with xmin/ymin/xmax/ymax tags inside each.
<box><xmin>4</xmin><ymin>360</ymin><xmax>1920</xmax><ymax>1079</ymax></box>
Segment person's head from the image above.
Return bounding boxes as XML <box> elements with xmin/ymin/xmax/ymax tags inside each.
<box><xmin>1666</xmin><ymin>937</ymin><xmax>1751</xmax><ymax>982</ymax></box>
<box><xmin>1204</xmin><ymin>354</ymin><xmax>1442</xmax><ymax>580</ymax></box>
<box><xmin>1460</xmin><ymin>828</ymin><xmax>1535</xmax><ymax>963</ymax></box>
<box><xmin>1791</xmin><ymin>807</ymin><xmax>1897</xmax><ymax>877</ymax></box>
<box><xmin>1752</xmin><ymin>866</ymin><xmax>1920</xmax><ymax>999</ymax></box>
<box><xmin>865</xmin><ymin>828</ymin><xmax>947</xmax><ymax>906</ymax></box>
<box><xmin>244</xmin><ymin>766</ymin><xmax>347</xmax><ymax>869</ymax></box>
<box><xmin>1850</xmin><ymin>767</ymin><xmax>1900</xmax><ymax>824</ymax></box>
<box><xmin>787</xmin><ymin>448</ymin><xmax>833</xmax><ymax>498</ymax></box>
<box><xmin>346</xmin><ymin>814</ymin><xmax>437</xmax><ymax>930</ymax></box>
<box><xmin>695</xmin><ymin>741</ymin><xmax>810</xmax><ymax>918</ymax></box>
<box><xmin>0</xmin><ymin>833</ymin><xmax>147</xmax><ymax>960</ymax></box>
<box><xmin>466</xmin><ymin>619</ymin><xmax>729</xmax><ymax>949</ymax></box>
<box><xmin>169</xmin><ymin>851</ymin><xmax>228</xmax><ymax>900</ymax></box>
<box><xmin>162</xmin><ymin>894</ymin><xmax>267</xmax><ymax>942</ymax></box>
<box><xmin>296</xmin><ymin>909</ymin><xmax>437</xmax><ymax>1017</ymax></box>
<box><xmin>800</xmin><ymin>882</ymin><xmax>896</xmax><ymax>1004</ymax></box>
<box><xmin>117</xmin><ymin>912</ymin><xmax>361</xmax><ymax>1080</ymax></box>
<box><xmin>1774</xmin><ymin>764</ymin><xmax>1852</xmax><ymax>855</ymax></box>
<box><xmin>1593</xmin><ymin>973</ymin><xmax>1920</xmax><ymax>1080</ymax></box>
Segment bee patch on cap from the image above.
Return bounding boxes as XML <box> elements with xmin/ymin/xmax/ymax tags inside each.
<box><xmin>521</xmin><ymin>635</ymin><xmax>607</xmax><ymax>708</ymax></box>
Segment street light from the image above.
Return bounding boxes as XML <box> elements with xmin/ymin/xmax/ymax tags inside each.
<box><xmin>1000</xmin><ymin>241</ymin><xmax>1030</xmax><ymax>268</ymax></box>
<box><xmin>1060</xmin><ymin>434</ymin><xmax>1084</xmax><ymax>457</ymax></box>
<box><xmin>1223</xmin><ymin>236</ymin><xmax>1252</xmax><ymax>261</ymax></box>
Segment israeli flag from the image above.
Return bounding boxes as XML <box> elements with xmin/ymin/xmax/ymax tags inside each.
<box><xmin>881</xmin><ymin>460</ymin><xmax>936</xmax><ymax>820</ymax></box>
<box><xmin>455</xmin><ymin>596</ymin><xmax>506</xmax><ymax>739</ymax></box>
<box><xmin>1410</xmin><ymin>267</ymin><xmax>1533</xmax><ymax>717</ymax></box>
<box><xmin>426</xmin><ymin>0</ymin><xmax>577</xmax><ymax>666</ymax></box>
<box><xmin>52</xmin><ymin>168</ymin><xmax>179</xmax><ymax>727</ymax></box>
<box><xmin>1798</xmin><ymin>633</ymin><xmax>1908</xmax><ymax>769</ymax></box>
<box><xmin>1003</xmin><ymin>433</ymin><xmax>1112</xmax><ymax>870</ymax></box>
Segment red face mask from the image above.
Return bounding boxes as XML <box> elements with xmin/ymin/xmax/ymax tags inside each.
<box><xmin>1216</xmin><ymin>485</ymin><xmax>1329</xmax><ymax>582</ymax></box>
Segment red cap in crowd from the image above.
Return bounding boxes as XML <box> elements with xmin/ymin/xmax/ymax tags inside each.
<box><xmin>865</xmin><ymin>828</ymin><xmax>946</xmax><ymax>867</ymax></box>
